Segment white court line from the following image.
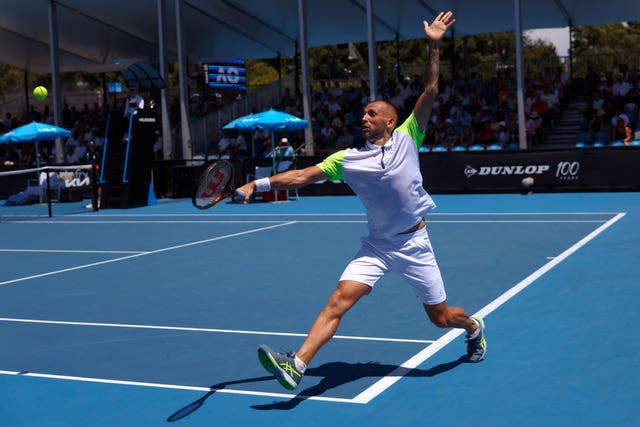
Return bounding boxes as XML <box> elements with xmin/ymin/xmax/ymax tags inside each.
<box><xmin>9</xmin><ymin>219</ymin><xmax>607</xmax><ymax>225</ymax></box>
<box><xmin>71</xmin><ymin>212</ymin><xmax>618</xmax><ymax>217</ymax></box>
<box><xmin>0</xmin><ymin>249</ymin><xmax>146</xmax><ymax>254</ymax></box>
<box><xmin>0</xmin><ymin>317</ymin><xmax>434</xmax><ymax>344</ymax></box>
<box><xmin>0</xmin><ymin>222</ymin><xmax>296</xmax><ymax>287</ymax></box>
<box><xmin>12</xmin><ymin>220</ymin><xmax>308</xmax><ymax>224</ymax></box>
<box><xmin>0</xmin><ymin>370</ymin><xmax>355</xmax><ymax>404</ymax></box>
<box><xmin>73</xmin><ymin>213</ymin><xmax>368</xmax><ymax>217</ymax></box>
<box><xmin>351</xmin><ymin>212</ymin><xmax>626</xmax><ymax>404</ymax></box>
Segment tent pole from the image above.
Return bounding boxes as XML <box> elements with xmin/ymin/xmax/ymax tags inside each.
<box><xmin>48</xmin><ymin>0</ymin><xmax>64</xmax><ymax>163</ymax></box>
<box><xmin>514</xmin><ymin>0</ymin><xmax>527</xmax><ymax>150</ymax></box>
<box><xmin>175</xmin><ymin>0</ymin><xmax>192</xmax><ymax>160</ymax></box>
<box><xmin>157</xmin><ymin>0</ymin><xmax>173</xmax><ymax>160</ymax></box>
<box><xmin>366</xmin><ymin>0</ymin><xmax>378</xmax><ymax>101</ymax></box>
<box><xmin>297</xmin><ymin>0</ymin><xmax>314</xmax><ymax>156</ymax></box>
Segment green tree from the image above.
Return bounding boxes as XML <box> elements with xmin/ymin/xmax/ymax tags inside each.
<box><xmin>572</xmin><ymin>21</ymin><xmax>640</xmax><ymax>76</ymax></box>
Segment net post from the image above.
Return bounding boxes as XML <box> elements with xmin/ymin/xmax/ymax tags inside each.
<box><xmin>91</xmin><ymin>152</ymin><xmax>99</xmax><ymax>211</ymax></box>
<box><xmin>45</xmin><ymin>168</ymin><xmax>52</xmax><ymax>218</ymax></box>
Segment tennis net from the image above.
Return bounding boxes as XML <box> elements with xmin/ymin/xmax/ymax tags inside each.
<box><xmin>0</xmin><ymin>164</ymin><xmax>98</xmax><ymax>222</ymax></box>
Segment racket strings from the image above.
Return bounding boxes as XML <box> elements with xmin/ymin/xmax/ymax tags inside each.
<box><xmin>193</xmin><ymin>162</ymin><xmax>233</xmax><ymax>209</ymax></box>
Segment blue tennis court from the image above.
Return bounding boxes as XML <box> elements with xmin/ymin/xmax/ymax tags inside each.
<box><xmin>1</xmin><ymin>192</ymin><xmax>638</xmax><ymax>426</ymax></box>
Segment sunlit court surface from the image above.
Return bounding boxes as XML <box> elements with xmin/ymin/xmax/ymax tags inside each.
<box><xmin>0</xmin><ymin>193</ymin><xmax>638</xmax><ymax>426</ymax></box>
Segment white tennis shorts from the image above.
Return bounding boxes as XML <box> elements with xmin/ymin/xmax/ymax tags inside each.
<box><xmin>339</xmin><ymin>226</ymin><xmax>446</xmax><ymax>305</ymax></box>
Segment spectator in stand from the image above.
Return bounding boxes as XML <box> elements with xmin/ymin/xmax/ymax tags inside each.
<box><xmin>610</xmin><ymin>107</ymin><xmax>630</xmax><ymax>127</ymax></box>
<box><xmin>436</xmin><ymin>118</ymin><xmax>457</xmax><ymax>148</ymax></box>
<box><xmin>330</xmin><ymin>114</ymin><xmax>344</xmax><ymax>134</ymax></box>
<box><xmin>589</xmin><ymin>108</ymin><xmax>609</xmax><ymax>135</ymax></box>
<box><xmin>529</xmin><ymin>92</ymin><xmax>550</xmax><ymax>121</ymax></box>
<box><xmin>525</xmin><ymin>111</ymin><xmax>542</xmax><ymax>146</ymax></box>
<box><xmin>320</xmin><ymin>119</ymin><xmax>337</xmax><ymax>147</ymax></box>
<box><xmin>457</xmin><ymin>105</ymin><xmax>473</xmax><ymax>128</ymax></box>
<box><xmin>458</xmin><ymin>123</ymin><xmax>475</xmax><ymax>148</ymax></box>
<box><xmin>64</xmin><ymin>130</ymin><xmax>80</xmax><ymax>159</ymax></box>
<box><xmin>475</xmin><ymin>119</ymin><xmax>496</xmax><ymax>146</ymax></box>
<box><xmin>611</xmin><ymin>117</ymin><xmax>633</xmax><ymax>145</ymax></box>
<box><xmin>589</xmin><ymin>90</ymin><xmax>607</xmax><ymax>115</ymax></box>
<box><xmin>612</xmin><ymin>73</ymin><xmax>632</xmax><ymax>108</ymax></box>
<box><xmin>275</xmin><ymin>137</ymin><xmax>295</xmax><ymax>158</ymax></box>
<box><xmin>496</xmin><ymin>121</ymin><xmax>511</xmax><ymax>146</ymax></box>
<box><xmin>216</xmin><ymin>132</ymin><xmax>236</xmax><ymax>159</ymax></box>
<box><xmin>390</xmin><ymin>87</ymin><xmax>407</xmax><ymax>111</ymax></box>
<box><xmin>336</xmin><ymin>126</ymin><xmax>355</xmax><ymax>150</ymax></box>
<box><xmin>585</xmin><ymin>65</ymin><xmax>601</xmax><ymax>94</ymax></box>
<box><xmin>74</xmin><ymin>140</ymin><xmax>88</xmax><ymax>163</ymax></box>
<box><xmin>235</xmin><ymin>132</ymin><xmax>248</xmax><ymax>161</ymax></box>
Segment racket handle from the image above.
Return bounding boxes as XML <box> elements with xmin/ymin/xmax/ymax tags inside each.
<box><xmin>233</xmin><ymin>190</ymin><xmax>245</xmax><ymax>202</ymax></box>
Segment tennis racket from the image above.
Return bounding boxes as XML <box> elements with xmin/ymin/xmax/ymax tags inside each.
<box><xmin>192</xmin><ymin>160</ymin><xmax>244</xmax><ymax>209</ymax></box>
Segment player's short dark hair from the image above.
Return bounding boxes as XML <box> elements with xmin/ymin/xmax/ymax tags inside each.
<box><xmin>366</xmin><ymin>99</ymin><xmax>399</xmax><ymax>124</ymax></box>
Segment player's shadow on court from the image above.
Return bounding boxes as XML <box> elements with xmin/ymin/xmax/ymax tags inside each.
<box><xmin>251</xmin><ymin>356</ymin><xmax>467</xmax><ymax>411</ymax></box>
<box><xmin>166</xmin><ymin>375</ymin><xmax>274</xmax><ymax>422</ymax></box>
<box><xmin>167</xmin><ymin>357</ymin><xmax>466</xmax><ymax>420</ymax></box>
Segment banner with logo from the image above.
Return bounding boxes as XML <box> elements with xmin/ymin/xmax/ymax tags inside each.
<box><xmin>419</xmin><ymin>148</ymin><xmax>640</xmax><ymax>193</ymax></box>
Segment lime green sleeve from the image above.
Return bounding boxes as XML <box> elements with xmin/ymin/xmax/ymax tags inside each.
<box><xmin>396</xmin><ymin>113</ymin><xmax>426</xmax><ymax>148</ymax></box>
<box><xmin>316</xmin><ymin>150</ymin><xmax>346</xmax><ymax>180</ymax></box>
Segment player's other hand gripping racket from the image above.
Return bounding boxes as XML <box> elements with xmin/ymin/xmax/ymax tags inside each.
<box><xmin>192</xmin><ymin>160</ymin><xmax>245</xmax><ymax>209</ymax></box>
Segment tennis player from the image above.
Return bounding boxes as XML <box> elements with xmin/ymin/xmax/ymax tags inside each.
<box><xmin>236</xmin><ymin>11</ymin><xmax>486</xmax><ymax>391</ymax></box>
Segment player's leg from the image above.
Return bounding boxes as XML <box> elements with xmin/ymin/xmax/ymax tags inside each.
<box><xmin>258</xmin><ymin>241</ymin><xmax>386</xmax><ymax>390</ymax></box>
<box><xmin>257</xmin><ymin>280</ymin><xmax>370</xmax><ymax>390</ymax></box>
<box><xmin>398</xmin><ymin>228</ymin><xmax>486</xmax><ymax>361</ymax></box>
<box><xmin>423</xmin><ymin>302</ymin><xmax>486</xmax><ymax>362</ymax></box>
<box><xmin>423</xmin><ymin>301</ymin><xmax>475</xmax><ymax>331</ymax></box>
<box><xmin>296</xmin><ymin>280</ymin><xmax>371</xmax><ymax>364</ymax></box>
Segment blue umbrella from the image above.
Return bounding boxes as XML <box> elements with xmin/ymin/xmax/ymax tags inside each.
<box><xmin>223</xmin><ymin>108</ymin><xmax>308</xmax><ymax>132</ymax></box>
<box><xmin>0</xmin><ymin>121</ymin><xmax>71</xmax><ymax>168</ymax></box>
<box><xmin>223</xmin><ymin>108</ymin><xmax>308</xmax><ymax>157</ymax></box>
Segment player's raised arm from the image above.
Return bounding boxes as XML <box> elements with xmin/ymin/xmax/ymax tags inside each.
<box><xmin>413</xmin><ymin>11</ymin><xmax>455</xmax><ymax>131</ymax></box>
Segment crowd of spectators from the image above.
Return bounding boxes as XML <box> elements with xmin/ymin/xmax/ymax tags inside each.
<box><xmin>577</xmin><ymin>63</ymin><xmax>640</xmax><ymax>146</ymax></box>
<box><xmin>4</xmin><ymin>62</ymin><xmax>639</xmax><ymax>168</ymax></box>
<box><xmin>206</xmin><ymin>66</ymin><xmax>575</xmax><ymax>158</ymax></box>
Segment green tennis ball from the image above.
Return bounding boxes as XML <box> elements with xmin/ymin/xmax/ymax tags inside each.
<box><xmin>33</xmin><ymin>86</ymin><xmax>48</xmax><ymax>100</ymax></box>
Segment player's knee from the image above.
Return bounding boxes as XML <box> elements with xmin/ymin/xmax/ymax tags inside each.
<box><xmin>429</xmin><ymin>313</ymin><xmax>449</xmax><ymax>328</ymax></box>
<box><xmin>323</xmin><ymin>290</ymin><xmax>349</xmax><ymax>316</ymax></box>
<box><xmin>424</xmin><ymin>304</ymin><xmax>450</xmax><ymax>328</ymax></box>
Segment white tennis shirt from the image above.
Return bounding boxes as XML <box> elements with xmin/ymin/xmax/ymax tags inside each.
<box><xmin>317</xmin><ymin>113</ymin><xmax>436</xmax><ymax>238</ymax></box>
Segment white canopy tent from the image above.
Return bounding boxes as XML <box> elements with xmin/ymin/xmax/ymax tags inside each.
<box><xmin>1</xmin><ymin>0</ymin><xmax>638</xmax><ymax>156</ymax></box>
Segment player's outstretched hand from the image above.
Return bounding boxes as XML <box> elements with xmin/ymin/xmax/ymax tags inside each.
<box><xmin>423</xmin><ymin>11</ymin><xmax>455</xmax><ymax>42</ymax></box>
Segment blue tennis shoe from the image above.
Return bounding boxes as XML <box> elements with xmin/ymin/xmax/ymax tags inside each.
<box><xmin>466</xmin><ymin>317</ymin><xmax>487</xmax><ymax>362</ymax></box>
